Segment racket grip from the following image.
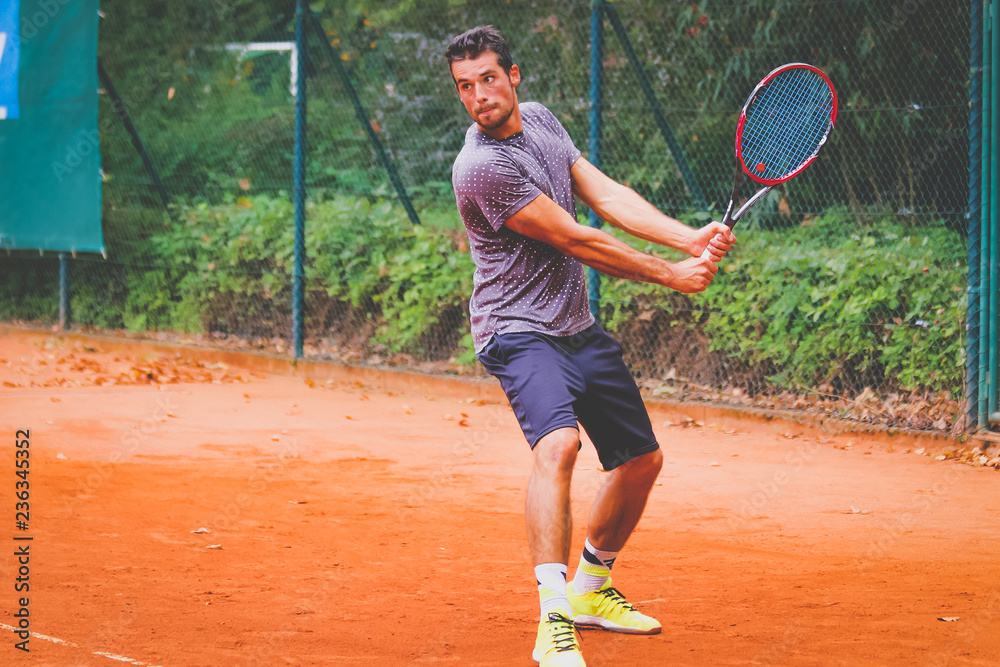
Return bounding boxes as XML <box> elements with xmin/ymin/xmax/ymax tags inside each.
<box><xmin>700</xmin><ymin>233</ymin><xmax>723</xmax><ymax>261</ymax></box>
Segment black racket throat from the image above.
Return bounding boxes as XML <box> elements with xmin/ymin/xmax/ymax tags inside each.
<box><xmin>721</xmin><ymin>167</ymin><xmax>772</xmax><ymax>230</ymax></box>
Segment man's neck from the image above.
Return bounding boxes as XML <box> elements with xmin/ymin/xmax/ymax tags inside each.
<box><xmin>480</xmin><ymin>102</ymin><xmax>523</xmax><ymax>140</ymax></box>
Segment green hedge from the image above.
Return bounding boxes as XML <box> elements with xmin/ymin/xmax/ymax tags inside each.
<box><xmin>599</xmin><ymin>214</ymin><xmax>967</xmax><ymax>395</ymax></box>
<box><xmin>1</xmin><ymin>195</ymin><xmax>966</xmax><ymax>396</ymax></box>
<box><xmin>120</xmin><ymin>194</ymin><xmax>475</xmax><ymax>360</ymax></box>
<box><xmin>142</xmin><ymin>196</ymin><xmax>965</xmax><ymax>394</ymax></box>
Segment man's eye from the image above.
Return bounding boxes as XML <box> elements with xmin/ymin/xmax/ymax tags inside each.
<box><xmin>485</xmin><ymin>76</ymin><xmax>494</xmax><ymax>83</ymax></box>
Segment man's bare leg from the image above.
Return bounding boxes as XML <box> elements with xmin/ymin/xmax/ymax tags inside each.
<box><xmin>587</xmin><ymin>448</ymin><xmax>664</xmax><ymax>551</ymax></box>
<box><xmin>566</xmin><ymin>448</ymin><xmax>664</xmax><ymax>635</ymax></box>
<box><xmin>525</xmin><ymin>427</ymin><xmax>580</xmax><ymax>566</ymax></box>
<box><xmin>525</xmin><ymin>428</ymin><xmax>586</xmax><ymax>664</ymax></box>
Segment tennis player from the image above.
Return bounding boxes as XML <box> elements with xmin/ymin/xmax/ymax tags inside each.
<box><xmin>446</xmin><ymin>25</ymin><xmax>734</xmax><ymax>667</ymax></box>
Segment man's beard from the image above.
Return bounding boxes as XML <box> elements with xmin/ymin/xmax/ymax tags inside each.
<box><xmin>476</xmin><ymin>103</ymin><xmax>513</xmax><ymax>131</ymax></box>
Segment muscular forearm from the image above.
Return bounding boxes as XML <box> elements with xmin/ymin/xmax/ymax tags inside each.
<box><xmin>593</xmin><ymin>182</ymin><xmax>697</xmax><ymax>254</ymax></box>
<box><xmin>562</xmin><ymin>225</ymin><xmax>677</xmax><ymax>287</ymax></box>
<box><xmin>572</xmin><ymin>158</ymin><xmax>698</xmax><ymax>254</ymax></box>
<box><xmin>504</xmin><ymin>189</ymin><xmax>717</xmax><ymax>293</ymax></box>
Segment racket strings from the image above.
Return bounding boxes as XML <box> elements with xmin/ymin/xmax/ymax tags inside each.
<box><xmin>740</xmin><ymin>68</ymin><xmax>834</xmax><ymax>181</ymax></box>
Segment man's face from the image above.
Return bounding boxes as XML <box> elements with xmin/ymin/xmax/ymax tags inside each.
<box><xmin>451</xmin><ymin>51</ymin><xmax>520</xmax><ymax>136</ymax></box>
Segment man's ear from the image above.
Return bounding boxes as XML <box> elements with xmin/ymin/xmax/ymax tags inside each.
<box><xmin>509</xmin><ymin>64</ymin><xmax>521</xmax><ymax>87</ymax></box>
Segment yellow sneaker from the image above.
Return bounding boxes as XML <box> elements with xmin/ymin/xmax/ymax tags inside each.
<box><xmin>567</xmin><ymin>579</ymin><xmax>661</xmax><ymax>635</ymax></box>
<box><xmin>532</xmin><ymin>611</ymin><xmax>586</xmax><ymax>666</ymax></box>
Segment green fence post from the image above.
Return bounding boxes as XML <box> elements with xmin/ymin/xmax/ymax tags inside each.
<box><xmin>292</xmin><ymin>0</ymin><xmax>307</xmax><ymax>360</ymax></box>
<box><xmin>980</xmin><ymin>0</ymin><xmax>993</xmax><ymax>429</ymax></box>
<box><xmin>989</xmin><ymin>0</ymin><xmax>999</xmax><ymax>425</ymax></box>
<box><xmin>604</xmin><ymin>3</ymin><xmax>707</xmax><ymax>210</ymax></box>
<box><xmin>968</xmin><ymin>0</ymin><xmax>983</xmax><ymax>430</ymax></box>
<box><xmin>587</xmin><ymin>0</ymin><xmax>605</xmax><ymax>319</ymax></box>
<box><xmin>97</xmin><ymin>60</ymin><xmax>170</xmax><ymax>210</ymax></box>
<box><xmin>58</xmin><ymin>252</ymin><xmax>70</xmax><ymax>331</ymax></box>
<box><xmin>310</xmin><ymin>13</ymin><xmax>421</xmax><ymax>226</ymax></box>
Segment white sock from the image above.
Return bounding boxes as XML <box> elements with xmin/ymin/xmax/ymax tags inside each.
<box><xmin>571</xmin><ymin>537</ymin><xmax>619</xmax><ymax>595</ymax></box>
<box><xmin>534</xmin><ymin>563</ymin><xmax>570</xmax><ymax>618</ymax></box>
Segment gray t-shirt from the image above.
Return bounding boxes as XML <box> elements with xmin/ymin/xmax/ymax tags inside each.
<box><xmin>452</xmin><ymin>101</ymin><xmax>595</xmax><ymax>351</ymax></box>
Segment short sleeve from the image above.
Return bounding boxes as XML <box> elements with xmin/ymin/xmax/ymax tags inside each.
<box><xmin>532</xmin><ymin>104</ymin><xmax>582</xmax><ymax>169</ymax></box>
<box><xmin>453</xmin><ymin>150</ymin><xmax>542</xmax><ymax>232</ymax></box>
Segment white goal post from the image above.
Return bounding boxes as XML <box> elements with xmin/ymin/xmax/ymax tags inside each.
<box><xmin>225</xmin><ymin>41</ymin><xmax>298</xmax><ymax>96</ymax></box>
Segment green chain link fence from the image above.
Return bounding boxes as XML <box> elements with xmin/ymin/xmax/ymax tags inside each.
<box><xmin>1</xmin><ymin>0</ymin><xmax>995</xmax><ymax>436</ymax></box>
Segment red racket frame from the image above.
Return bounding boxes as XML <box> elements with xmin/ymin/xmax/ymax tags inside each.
<box><xmin>734</xmin><ymin>62</ymin><xmax>838</xmax><ymax>187</ymax></box>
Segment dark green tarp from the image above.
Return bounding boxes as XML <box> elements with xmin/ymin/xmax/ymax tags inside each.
<box><xmin>0</xmin><ymin>0</ymin><xmax>103</xmax><ymax>253</ymax></box>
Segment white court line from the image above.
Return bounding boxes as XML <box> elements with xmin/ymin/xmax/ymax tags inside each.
<box><xmin>0</xmin><ymin>625</ymin><xmax>76</xmax><ymax>646</ymax></box>
<box><xmin>94</xmin><ymin>651</ymin><xmax>163</xmax><ymax>665</ymax></box>
<box><xmin>1</xmin><ymin>624</ymin><xmax>163</xmax><ymax>666</ymax></box>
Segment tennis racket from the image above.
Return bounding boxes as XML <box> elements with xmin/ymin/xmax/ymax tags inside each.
<box><xmin>701</xmin><ymin>62</ymin><xmax>838</xmax><ymax>260</ymax></box>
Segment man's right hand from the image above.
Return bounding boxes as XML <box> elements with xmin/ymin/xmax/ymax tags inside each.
<box><xmin>667</xmin><ymin>256</ymin><xmax>719</xmax><ymax>293</ymax></box>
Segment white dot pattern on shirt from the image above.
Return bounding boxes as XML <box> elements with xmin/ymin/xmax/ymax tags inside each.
<box><xmin>452</xmin><ymin>102</ymin><xmax>595</xmax><ymax>351</ymax></box>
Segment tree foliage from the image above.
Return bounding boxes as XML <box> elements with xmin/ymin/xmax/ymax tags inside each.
<box><xmin>98</xmin><ymin>0</ymin><xmax>969</xmax><ymax>230</ymax></box>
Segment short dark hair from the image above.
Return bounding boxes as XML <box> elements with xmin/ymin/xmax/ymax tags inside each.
<box><xmin>445</xmin><ymin>25</ymin><xmax>514</xmax><ymax>77</ymax></box>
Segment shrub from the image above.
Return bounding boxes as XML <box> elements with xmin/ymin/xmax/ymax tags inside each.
<box><xmin>3</xmin><ymin>196</ymin><xmax>964</xmax><ymax>398</ymax></box>
<box><xmin>118</xmin><ymin>194</ymin><xmax>474</xmax><ymax>359</ymax></box>
<box><xmin>599</xmin><ymin>213</ymin><xmax>967</xmax><ymax>395</ymax></box>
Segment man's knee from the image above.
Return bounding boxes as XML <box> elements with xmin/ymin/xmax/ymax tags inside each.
<box><xmin>533</xmin><ymin>428</ymin><xmax>580</xmax><ymax>473</ymax></box>
<box><xmin>622</xmin><ymin>448</ymin><xmax>663</xmax><ymax>481</ymax></box>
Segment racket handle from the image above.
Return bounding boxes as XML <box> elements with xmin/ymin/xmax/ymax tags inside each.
<box><xmin>700</xmin><ymin>233</ymin><xmax>723</xmax><ymax>261</ymax></box>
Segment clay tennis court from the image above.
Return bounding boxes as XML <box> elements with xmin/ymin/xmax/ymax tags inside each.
<box><xmin>1</xmin><ymin>326</ymin><xmax>997</xmax><ymax>666</ymax></box>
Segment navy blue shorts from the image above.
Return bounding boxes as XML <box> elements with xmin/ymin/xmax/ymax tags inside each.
<box><xmin>476</xmin><ymin>323</ymin><xmax>659</xmax><ymax>471</ymax></box>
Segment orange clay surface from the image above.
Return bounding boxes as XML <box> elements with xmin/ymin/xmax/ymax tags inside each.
<box><xmin>1</xmin><ymin>328</ymin><xmax>998</xmax><ymax>667</ymax></box>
